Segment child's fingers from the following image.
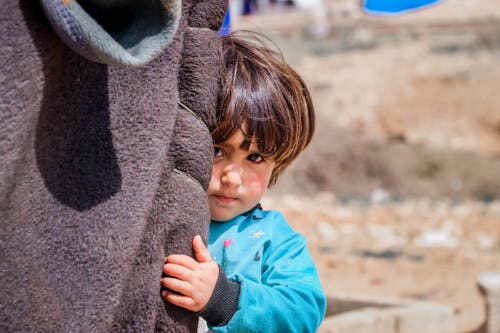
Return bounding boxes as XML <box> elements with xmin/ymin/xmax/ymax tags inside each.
<box><xmin>162</xmin><ymin>290</ymin><xmax>196</xmax><ymax>311</ymax></box>
<box><xmin>165</xmin><ymin>253</ymin><xmax>198</xmax><ymax>269</ymax></box>
<box><xmin>161</xmin><ymin>277</ymin><xmax>193</xmax><ymax>297</ymax></box>
<box><xmin>192</xmin><ymin>235</ymin><xmax>212</xmax><ymax>263</ymax></box>
<box><xmin>163</xmin><ymin>263</ymin><xmax>192</xmax><ymax>281</ymax></box>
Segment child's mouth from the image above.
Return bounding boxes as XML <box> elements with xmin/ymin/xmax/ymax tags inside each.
<box><xmin>214</xmin><ymin>194</ymin><xmax>236</xmax><ymax>203</ymax></box>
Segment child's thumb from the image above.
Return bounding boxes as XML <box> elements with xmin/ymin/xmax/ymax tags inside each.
<box><xmin>193</xmin><ymin>235</ymin><xmax>212</xmax><ymax>263</ymax></box>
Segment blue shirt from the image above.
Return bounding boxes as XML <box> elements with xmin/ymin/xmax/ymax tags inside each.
<box><xmin>207</xmin><ymin>207</ymin><xmax>327</xmax><ymax>333</ymax></box>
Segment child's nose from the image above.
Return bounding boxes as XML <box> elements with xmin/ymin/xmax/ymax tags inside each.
<box><xmin>221</xmin><ymin>164</ymin><xmax>242</xmax><ymax>187</ymax></box>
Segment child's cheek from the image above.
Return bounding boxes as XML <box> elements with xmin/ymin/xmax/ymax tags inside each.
<box><xmin>246</xmin><ymin>172</ymin><xmax>270</xmax><ymax>199</ymax></box>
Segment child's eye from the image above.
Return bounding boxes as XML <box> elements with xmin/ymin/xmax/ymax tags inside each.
<box><xmin>214</xmin><ymin>147</ymin><xmax>223</xmax><ymax>158</ymax></box>
<box><xmin>247</xmin><ymin>153</ymin><xmax>264</xmax><ymax>163</ymax></box>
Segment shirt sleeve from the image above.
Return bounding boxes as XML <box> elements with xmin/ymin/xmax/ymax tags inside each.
<box><xmin>209</xmin><ymin>219</ymin><xmax>327</xmax><ymax>333</ymax></box>
<box><xmin>197</xmin><ymin>266</ymin><xmax>241</xmax><ymax>327</ymax></box>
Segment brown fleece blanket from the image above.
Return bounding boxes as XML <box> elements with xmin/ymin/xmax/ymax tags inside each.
<box><xmin>0</xmin><ymin>0</ymin><xmax>227</xmax><ymax>332</ymax></box>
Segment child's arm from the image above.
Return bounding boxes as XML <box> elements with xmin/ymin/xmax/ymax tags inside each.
<box><xmin>230</xmin><ymin>235</ymin><xmax>326</xmax><ymax>333</ymax></box>
<box><xmin>160</xmin><ymin>235</ymin><xmax>219</xmax><ymax>312</ymax></box>
<box><xmin>205</xmin><ymin>213</ymin><xmax>327</xmax><ymax>333</ymax></box>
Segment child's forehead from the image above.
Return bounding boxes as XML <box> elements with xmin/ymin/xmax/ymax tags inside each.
<box><xmin>219</xmin><ymin>125</ymin><xmax>275</xmax><ymax>156</ymax></box>
<box><xmin>215</xmin><ymin>116</ymin><xmax>282</xmax><ymax>156</ymax></box>
<box><xmin>221</xmin><ymin>127</ymin><xmax>258</xmax><ymax>148</ymax></box>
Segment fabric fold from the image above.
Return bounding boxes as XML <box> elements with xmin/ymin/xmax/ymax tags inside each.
<box><xmin>39</xmin><ymin>0</ymin><xmax>181</xmax><ymax>66</ymax></box>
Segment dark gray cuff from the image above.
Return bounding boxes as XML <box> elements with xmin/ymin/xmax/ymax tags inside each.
<box><xmin>197</xmin><ymin>266</ymin><xmax>240</xmax><ymax>327</ymax></box>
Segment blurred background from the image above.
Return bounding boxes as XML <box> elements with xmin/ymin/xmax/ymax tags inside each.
<box><xmin>227</xmin><ymin>1</ymin><xmax>500</xmax><ymax>332</ymax></box>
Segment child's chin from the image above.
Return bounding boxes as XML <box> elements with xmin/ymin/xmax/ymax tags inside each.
<box><xmin>210</xmin><ymin>212</ymin><xmax>237</xmax><ymax>222</ymax></box>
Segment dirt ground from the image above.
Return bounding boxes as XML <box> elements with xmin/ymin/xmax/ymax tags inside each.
<box><xmin>234</xmin><ymin>1</ymin><xmax>500</xmax><ymax>332</ymax></box>
<box><xmin>262</xmin><ymin>195</ymin><xmax>500</xmax><ymax>332</ymax></box>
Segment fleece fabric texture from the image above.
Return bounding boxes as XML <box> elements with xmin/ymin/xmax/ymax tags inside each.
<box><xmin>0</xmin><ymin>0</ymin><xmax>227</xmax><ymax>332</ymax></box>
<box><xmin>38</xmin><ymin>0</ymin><xmax>182</xmax><ymax>66</ymax></box>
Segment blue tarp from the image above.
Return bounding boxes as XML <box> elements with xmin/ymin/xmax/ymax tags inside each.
<box><xmin>219</xmin><ymin>5</ymin><xmax>232</xmax><ymax>36</ymax></box>
<box><xmin>362</xmin><ymin>0</ymin><xmax>442</xmax><ymax>15</ymax></box>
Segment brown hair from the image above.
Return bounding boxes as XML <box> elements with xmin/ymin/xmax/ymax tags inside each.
<box><xmin>213</xmin><ymin>30</ymin><xmax>315</xmax><ymax>185</ymax></box>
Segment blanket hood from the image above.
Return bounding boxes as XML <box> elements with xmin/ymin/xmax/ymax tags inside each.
<box><xmin>39</xmin><ymin>0</ymin><xmax>181</xmax><ymax>66</ymax></box>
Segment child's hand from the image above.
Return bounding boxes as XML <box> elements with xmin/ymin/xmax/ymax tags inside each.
<box><xmin>161</xmin><ymin>235</ymin><xmax>219</xmax><ymax>312</ymax></box>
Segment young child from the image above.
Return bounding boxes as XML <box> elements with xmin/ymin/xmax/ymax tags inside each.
<box><xmin>161</xmin><ymin>31</ymin><xmax>326</xmax><ymax>332</ymax></box>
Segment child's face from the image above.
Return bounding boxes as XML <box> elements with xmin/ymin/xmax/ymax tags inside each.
<box><xmin>208</xmin><ymin>128</ymin><xmax>275</xmax><ymax>222</ymax></box>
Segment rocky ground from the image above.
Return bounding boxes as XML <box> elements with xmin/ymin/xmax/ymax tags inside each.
<box><xmin>234</xmin><ymin>1</ymin><xmax>500</xmax><ymax>331</ymax></box>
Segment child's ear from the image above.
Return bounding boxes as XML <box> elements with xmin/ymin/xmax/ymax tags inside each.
<box><xmin>268</xmin><ymin>168</ymin><xmax>280</xmax><ymax>187</ymax></box>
